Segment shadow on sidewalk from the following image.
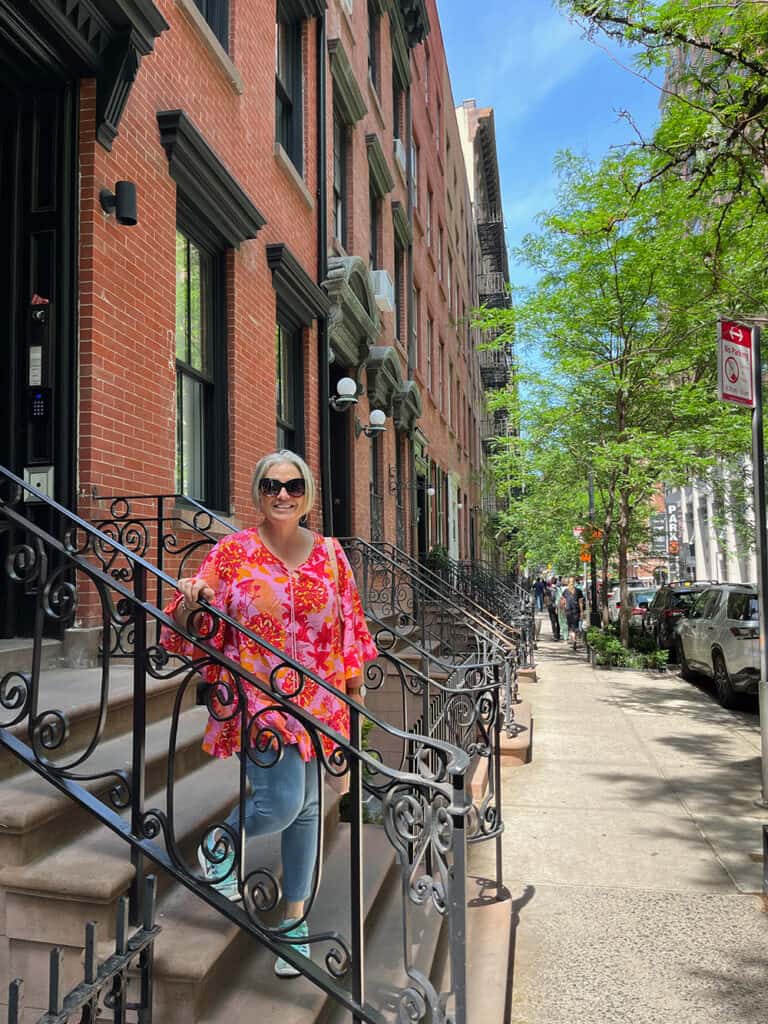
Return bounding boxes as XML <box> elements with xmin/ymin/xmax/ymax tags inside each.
<box><xmin>506</xmin><ymin>883</ymin><xmax>535</xmax><ymax>1023</ymax></box>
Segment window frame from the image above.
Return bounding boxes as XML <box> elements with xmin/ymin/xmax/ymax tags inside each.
<box><xmin>194</xmin><ymin>0</ymin><xmax>229</xmax><ymax>51</ymax></box>
<box><xmin>174</xmin><ymin>213</ymin><xmax>229</xmax><ymax>509</ymax></box>
<box><xmin>333</xmin><ymin>104</ymin><xmax>348</xmax><ymax>246</ymax></box>
<box><xmin>276</xmin><ymin>11</ymin><xmax>304</xmax><ymax>173</ymax></box>
<box><xmin>275</xmin><ymin>318</ymin><xmax>305</xmax><ymax>454</ymax></box>
<box><xmin>367</xmin><ymin>0</ymin><xmax>380</xmax><ymax>93</ymax></box>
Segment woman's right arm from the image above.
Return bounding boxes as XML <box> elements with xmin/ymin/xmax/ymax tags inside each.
<box><xmin>172</xmin><ymin>577</ymin><xmax>216</xmax><ymax>628</ymax></box>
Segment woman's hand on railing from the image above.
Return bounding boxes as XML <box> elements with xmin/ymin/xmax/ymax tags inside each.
<box><xmin>174</xmin><ymin>577</ymin><xmax>215</xmax><ymax>625</ymax></box>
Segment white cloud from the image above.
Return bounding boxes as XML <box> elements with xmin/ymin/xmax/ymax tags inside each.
<box><xmin>477</xmin><ymin>9</ymin><xmax>596</xmax><ymax>123</ymax></box>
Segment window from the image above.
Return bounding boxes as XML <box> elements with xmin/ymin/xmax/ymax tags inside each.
<box><xmin>333</xmin><ymin>107</ymin><xmax>347</xmax><ymax>245</ymax></box>
<box><xmin>393</xmin><ymin>78</ymin><xmax>404</xmax><ymax>139</ymax></box>
<box><xmin>424</xmin><ymin>46</ymin><xmax>430</xmax><ymax>105</ymax></box>
<box><xmin>411</xmin><ymin>141</ymin><xmax>419</xmax><ymax>209</ymax></box>
<box><xmin>447</xmin><ymin>252</ymin><xmax>453</xmax><ymax>309</ymax></box>
<box><xmin>368</xmin><ymin>0</ymin><xmax>380</xmax><ymax>92</ymax></box>
<box><xmin>447</xmin><ymin>361</ymin><xmax>453</xmax><ymax>426</ymax></box>
<box><xmin>175</xmin><ymin>227</ymin><xmax>227</xmax><ymax>506</ymax></box>
<box><xmin>438</xmin><ymin>340</ymin><xmax>445</xmax><ymax>412</ymax></box>
<box><xmin>426</xmin><ymin>189</ymin><xmax>432</xmax><ymax>247</ymax></box>
<box><xmin>194</xmin><ymin>0</ymin><xmax>229</xmax><ymax>51</ymax></box>
<box><xmin>276</xmin><ymin>13</ymin><xmax>303</xmax><ymax>172</ymax></box>
<box><xmin>369</xmin><ymin>182</ymin><xmax>379</xmax><ymax>268</ymax></box>
<box><xmin>414</xmin><ymin>286</ymin><xmax>421</xmax><ymax>372</ymax></box>
<box><xmin>727</xmin><ymin>591</ymin><xmax>759</xmax><ymax>621</ymax></box>
<box><xmin>438</xmin><ymin>225</ymin><xmax>443</xmax><ymax>280</ymax></box>
<box><xmin>427</xmin><ymin>317</ymin><xmax>433</xmax><ymax>391</ymax></box>
<box><xmin>436</xmin><ymin>95</ymin><xmax>442</xmax><ymax>149</ymax></box>
<box><xmin>394</xmin><ymin>238</ymin><xmax>405</xmax><ymax>342</ymax></box>
<box><xmin>276</xmin><ymin>321</ymin><xmax>303</xmax><ymax>452</ymax></box>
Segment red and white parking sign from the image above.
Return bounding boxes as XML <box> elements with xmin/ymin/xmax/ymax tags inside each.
<box><xmin>718</xmin><ymin>319</ymin><xmax>754</xmax><ymax>407</ymax></box>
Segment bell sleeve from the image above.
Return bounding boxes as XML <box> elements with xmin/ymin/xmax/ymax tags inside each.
<box><xmin>159</xmin><ymin>539</ymin><xmax>228</xmax><ymax>664</ymax></box>
<box><xmin>333</xmin><ymin>539</ymin><xmax>379</xmax><ymax>680</ymax></box>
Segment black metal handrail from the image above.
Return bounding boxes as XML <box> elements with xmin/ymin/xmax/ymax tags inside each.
<box><xmin>0</xmin><ymin>467</ymin><xmax>471</xmax><ymax>1023</ymax></box>
<box><xmin>86</xmin><ymin>494</ymin><xmax>508</xmax><ymax>844</ymax></box>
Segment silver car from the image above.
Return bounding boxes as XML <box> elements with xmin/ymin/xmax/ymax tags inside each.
<box><xmin>676</xmin><ymin>584</ymin><xmax>759</xmax><ymax>707</ymax></box>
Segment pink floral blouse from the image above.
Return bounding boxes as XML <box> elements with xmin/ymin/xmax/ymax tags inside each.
<box><xmin>160</xmin><ymin>530</ymin><xmax>378</xmax><ymax>762</ymax></box>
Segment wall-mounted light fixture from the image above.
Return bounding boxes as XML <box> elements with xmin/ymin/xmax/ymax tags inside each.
<box><xmin>426</xmin><ymin>486</ymin><xmax>436</xmax><ymax>497</ymax></box>
<box><xmin>329</xmin><ymin>376</ymin><xmax>358</xmax><ymax>412</ymax></box>
<box><xmin>355</xmin><ymin>408</ymin><xmax>387</xmax><ymax>438</ymax></box>
<box><xmin>99</xmin><ymin>181</ymin><xmax>138</xmax><ymax>226</ymax></box>
<box><xmin>456</xmin><ymin>502</ymin><xmax>464</xmax><ymax>510</ymax></box>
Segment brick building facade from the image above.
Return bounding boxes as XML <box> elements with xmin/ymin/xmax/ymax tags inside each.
<box><xmin>0</xmin><ymin>0</ymin><xmax>508</xmax><ymax>635</ymax></box>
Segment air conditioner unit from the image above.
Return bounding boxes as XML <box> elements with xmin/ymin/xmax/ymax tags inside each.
<box><xmin>393</xmin><ymin>137</ymin><xmax>406</xmax><ymax>175</ymax></box>
<box><xmin>371</xmin><ymin>269</ymin><xmax>395</xmax><ymax>313</ymax></box>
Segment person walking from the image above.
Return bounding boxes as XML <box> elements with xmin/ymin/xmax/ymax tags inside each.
<box><xmin>563</xmin><ymin>576</ymin><xmax>585</xmax><ymax>649</ymax></box>
<box><xmin>534</xmin><ymin>576</ymin><xmax>545</xmax><ymax>612</ymax></box>
<box><xmin>161</xmin><ymin>449</ymin><xmax>378</xmax><ymax>978</ymax></box>
<box><xmin>547</xmin><ymin>577</ymin><xmax>561</xmax><ymax>640</ymax></box>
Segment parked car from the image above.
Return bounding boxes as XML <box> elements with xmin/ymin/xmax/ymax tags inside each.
<box><xmin>675</xmin><ymin>584</ymin><xmax>759</xmax><ymax>707</ymax></box>
<box><xmin>643</xmin><ymin>581</ymin><xmax>715</xmax><ymax>653</ymax></box>
<box><xmin>607</xmin><ymin>583</ymin><xmax>658</xmax><ymax>623</ymax></box>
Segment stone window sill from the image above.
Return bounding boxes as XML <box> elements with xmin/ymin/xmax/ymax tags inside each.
<box><xmin>274</xmin><ymin>143</ymin><xmax>315</xmax><ymax>209</ymax></box>
<box><xmin>175</xmin><ymin>0</ymin><xmax>244</xmax><ymax>95</ymax></box>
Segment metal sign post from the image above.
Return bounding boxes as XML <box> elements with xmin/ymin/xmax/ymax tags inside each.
<box><xmin>749</xmin><ymin>326</ymin><xmax>768</xmax><ymax>805</ymax></box>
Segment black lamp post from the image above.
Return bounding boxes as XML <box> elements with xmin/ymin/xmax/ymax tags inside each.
<box><xmin>588</xmin><ymin>471</ymin><xmax>600</xmax><ymax>626</ymax></box>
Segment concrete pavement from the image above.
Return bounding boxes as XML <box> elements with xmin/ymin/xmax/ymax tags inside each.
<box><xmin>472</xmin><ymin>621</ymin><xmax>768</xmax><ymax>1023</ymax></box>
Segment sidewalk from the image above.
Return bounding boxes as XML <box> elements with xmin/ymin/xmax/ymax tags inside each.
<box><xmin>473</xmin><ymin>619</ymin><xmax>768</xmax><ymax>1024</ymax></box>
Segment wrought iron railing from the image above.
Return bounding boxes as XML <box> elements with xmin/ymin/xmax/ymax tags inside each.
<box><xmin>83</xmin><ymin>493</ymin><xmax>508</xmax><ymax>860</ymax></box>
<box><xmin>0</xmin><ymin>466</ymin><xmax>472</xmax><ymax>1024</ymax></box>
<box><xmin>7</xmin><ymin>876</ymin><xmax>159</xmax><ymax>1024</ymax></box>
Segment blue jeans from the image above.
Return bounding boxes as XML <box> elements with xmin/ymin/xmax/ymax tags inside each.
<box><xmin>224</xmin><ymin>743</ymin><xmax>319</xmax><ymax>904</ymax></box>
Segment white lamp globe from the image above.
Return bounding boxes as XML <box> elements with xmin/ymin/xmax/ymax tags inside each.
<box><xmin>369</xmin><ymin>409</ymin><xmax>386</xmax><ymax>427</ymax></box>
<box><xmin>336</xmin><ymin>376</ymin><xmax>357</xmax><ymax>398</ymax></box>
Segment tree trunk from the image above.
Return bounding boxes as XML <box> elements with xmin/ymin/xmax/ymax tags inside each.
<box><xmin>618</xmin><ymin>487</ymin><xmax>631</xmax><ymax>648</ymax></box>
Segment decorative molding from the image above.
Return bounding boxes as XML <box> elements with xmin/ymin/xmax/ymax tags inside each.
<box><xmin>0</xmin><ymin>1</ymin><xmax>167</xmax><ymax>149</ymax></box>
<box><xmin>322</xmin><ymin>255</ymin><xmax>381</xmax><ymax>369</ymax></box>
<box><xmin>278</xmin><ymin>0</ymin><xmax>327</xmax><ymax>20</ymax></box>
<box><xmin>157</xmin><ymin>110</ymin><xmax>266</xmax><ymax>248</ymax></box>
<box><xmin>328</xmin><ymin>37</ymin><xmax>367</xmax><ymax>125</ymax></box>
<box><xmin>366</xmin><ymin>134</ymin><xmax>395</xmax><ymax>198</ymax></box>
<box><xmin>391</xmin><ymin>200</ymin><xmax>412</xmax><ymax>246</ymax></box>
<box><xmin>366</xmin><ymin>345</ymin><xmax>405</xmax><ymax>413</ymax></box>
<box><xmin>267</xmin><ymin>244</ymin><xmax>330</xmax><ymax>329</ymax></box>
<box><xmin>387</xmin><ymin>3</ymin><xmax>411</xmax><ymax>87</ymax></box>
<box><xmin>397</xmin><ymin>0</ymin><xmax>430</xmax><ymax>47</ymax></box>
<box><xmin>393</xmin><ymin>380</ymin><xmax>422</xmax><ymax>432</ymax></box>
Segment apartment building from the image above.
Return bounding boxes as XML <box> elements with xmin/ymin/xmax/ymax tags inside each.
<box><xmin>0</xmin><ymin>0</ymin><xmax>504</xmax><ymax>638</ymax></box>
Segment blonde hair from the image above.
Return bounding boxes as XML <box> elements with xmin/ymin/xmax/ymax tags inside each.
<box><xmin>251</xmin><ymin>450</ymin><xmax>316</xmax><ymax>519</ymax></box>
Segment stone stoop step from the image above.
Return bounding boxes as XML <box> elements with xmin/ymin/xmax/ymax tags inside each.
<box><xmin>0</xmin><ymin>665</ymin><xmax>196</xmax><ymax>782</ymax></box>
<box><xmin>499</xmin><ymin>700</ymin><xmax>532</xmax><ymax>767</ymax></box>
<box><xmin>195</xmin><ymin>824</ymin><xmax>398</xmax><ymax>1024</ymax></box>
<box><xmin>0</xmin><ymin>703</ymin><xmax>209</xmax><ymax>866</ymax></box>
<box><xmin>0</xmin><ymin>639</ymin><xmax>63</xmax><ymax>677</ymax></box>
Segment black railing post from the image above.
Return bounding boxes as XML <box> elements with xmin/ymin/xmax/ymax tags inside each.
<box><xmin>130</xmin><ymin>564</ymin><xmax>148</xmax><ymax>926</ymax></box>
<box><xmin>450</xmin><ymin>772</ymin><xmax>468</xmax><ymax>1024</ymax></box>
<box><xmin>7</xmin><ymin>978</ymin><xmax>23</xmax><ymax>1024</ymax></box>
<box><xmin>493</xmin><ymin>667</ymin><xmax>504</xmax><ymax>898</ymax></box>
<box><xmin>138</xmin><ymin>875</ymin><xmax>158</xmax><ymax>1024</ymax></box>
<box><xmin>349</xmin><ymin>705</ymin><xmax>365</xmax><ymax>1021</ymax></box>
<box><xmin>154</xmin><ymin>496</ymin><xmax>165</xmax><ymax>647</ymax></box>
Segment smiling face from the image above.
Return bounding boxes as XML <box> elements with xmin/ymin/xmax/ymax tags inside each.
<box><xmin>258</xmin><ymin>461</ymin><xmax>305</xmax><ymax>528</ymax></box>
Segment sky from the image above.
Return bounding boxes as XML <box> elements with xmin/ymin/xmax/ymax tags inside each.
<box><xmin>438</xmin><ymin>0</ymin><xmax>664</xmax><ymax>289</ymax></box>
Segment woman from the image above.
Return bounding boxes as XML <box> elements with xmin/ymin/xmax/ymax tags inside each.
<box><xmin>161</xmin><ymin>450</ymin><xmax>378</xmax><ymax>978</ymax></box>
<box><xmin>563</xmin><ymin>576</ymin><xmax>585</xmax><ymax>649</ymax></box>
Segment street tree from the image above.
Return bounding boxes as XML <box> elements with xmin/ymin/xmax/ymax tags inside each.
<box><xmin>478</xmin><ymin>149</ymin><xmax>751</xmax><ymax>645</ymax></box>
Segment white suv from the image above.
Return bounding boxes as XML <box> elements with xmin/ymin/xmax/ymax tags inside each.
<box><xmin>675</xmin><ymin>584</ymin><xmax>759</xmax><ymax>707</ymax></box>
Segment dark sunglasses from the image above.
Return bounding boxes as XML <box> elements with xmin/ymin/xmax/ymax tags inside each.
<box><xmin>259</xmin><ymin>476</ymin><xmax>306</xmax><ymax>498</ymax></box>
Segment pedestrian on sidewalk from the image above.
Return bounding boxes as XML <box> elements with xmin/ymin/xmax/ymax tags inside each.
<box><xmin>534</xmin><ymin>576</ymin><xmax>545</xmax><ymax>611</ymax></box>
<box><xmin>547</xmin><ymin>577</ymin><xmax>561</xmax><ymax>640</ymax></box>
<box><xmin>563</xmin><ymin>576</ymin><xmax>585</xmax><ymax>649</ymax></box>
<box><xmin>161</xmin><ymin>449</ymin><xmax>378</xmax><ymax>978</ymax></box>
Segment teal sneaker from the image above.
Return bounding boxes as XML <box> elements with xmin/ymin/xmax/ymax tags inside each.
<box><xmin>197</xmin><ymin>833</ymin><xmax>240</xmax><ymax>902</ymax></box>
<box><xmin>274</xmin><ymin>918</ymin><xmax>310</xmax><ymax>978</ymax></box>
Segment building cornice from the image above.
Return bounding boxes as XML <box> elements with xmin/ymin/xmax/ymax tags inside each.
<box><xmin>267</xmin><ymin>244</ymin><xmax>330</xmax><ymax>328</ymax></box>
<box><xmin>366</xmin><ymin>133</ymin><xmax>395</xmax><ymax>197</ymax></box>
<box><xmin>328</xmin><ymin>37</ymin><xmax>367</xmax><ymax>125</ymax></box>
<box><xmin>323</xmin><ymin>255</ymin><xmax>381</xmax><ymax>369</ymax></box>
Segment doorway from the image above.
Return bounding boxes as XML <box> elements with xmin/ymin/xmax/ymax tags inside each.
<box><xmin>0</xmin><ymin>80</ymin><xmax>77</xmax><ymax>637</ymax></box>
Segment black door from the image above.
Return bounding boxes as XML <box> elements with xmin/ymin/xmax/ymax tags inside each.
<box><xmin>329</xmin><ymin>365</ymin><xmax>353</xmax><ymax>537</ymax></box>
<box><xmin>0</xmin><ymin>81</ymin><xmax>77</xmax><ymax>637</ymax></box>
<box><xmin>416</xmin><ymin>474</ymin><xmax>427</xmax><ymax>560</ymax></box>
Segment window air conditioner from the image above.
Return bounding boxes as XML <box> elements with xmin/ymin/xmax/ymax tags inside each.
<box><xmin>371</xmin><ymin>269</ymin><xmax>395</xmax><ymax>313</ymax></box>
